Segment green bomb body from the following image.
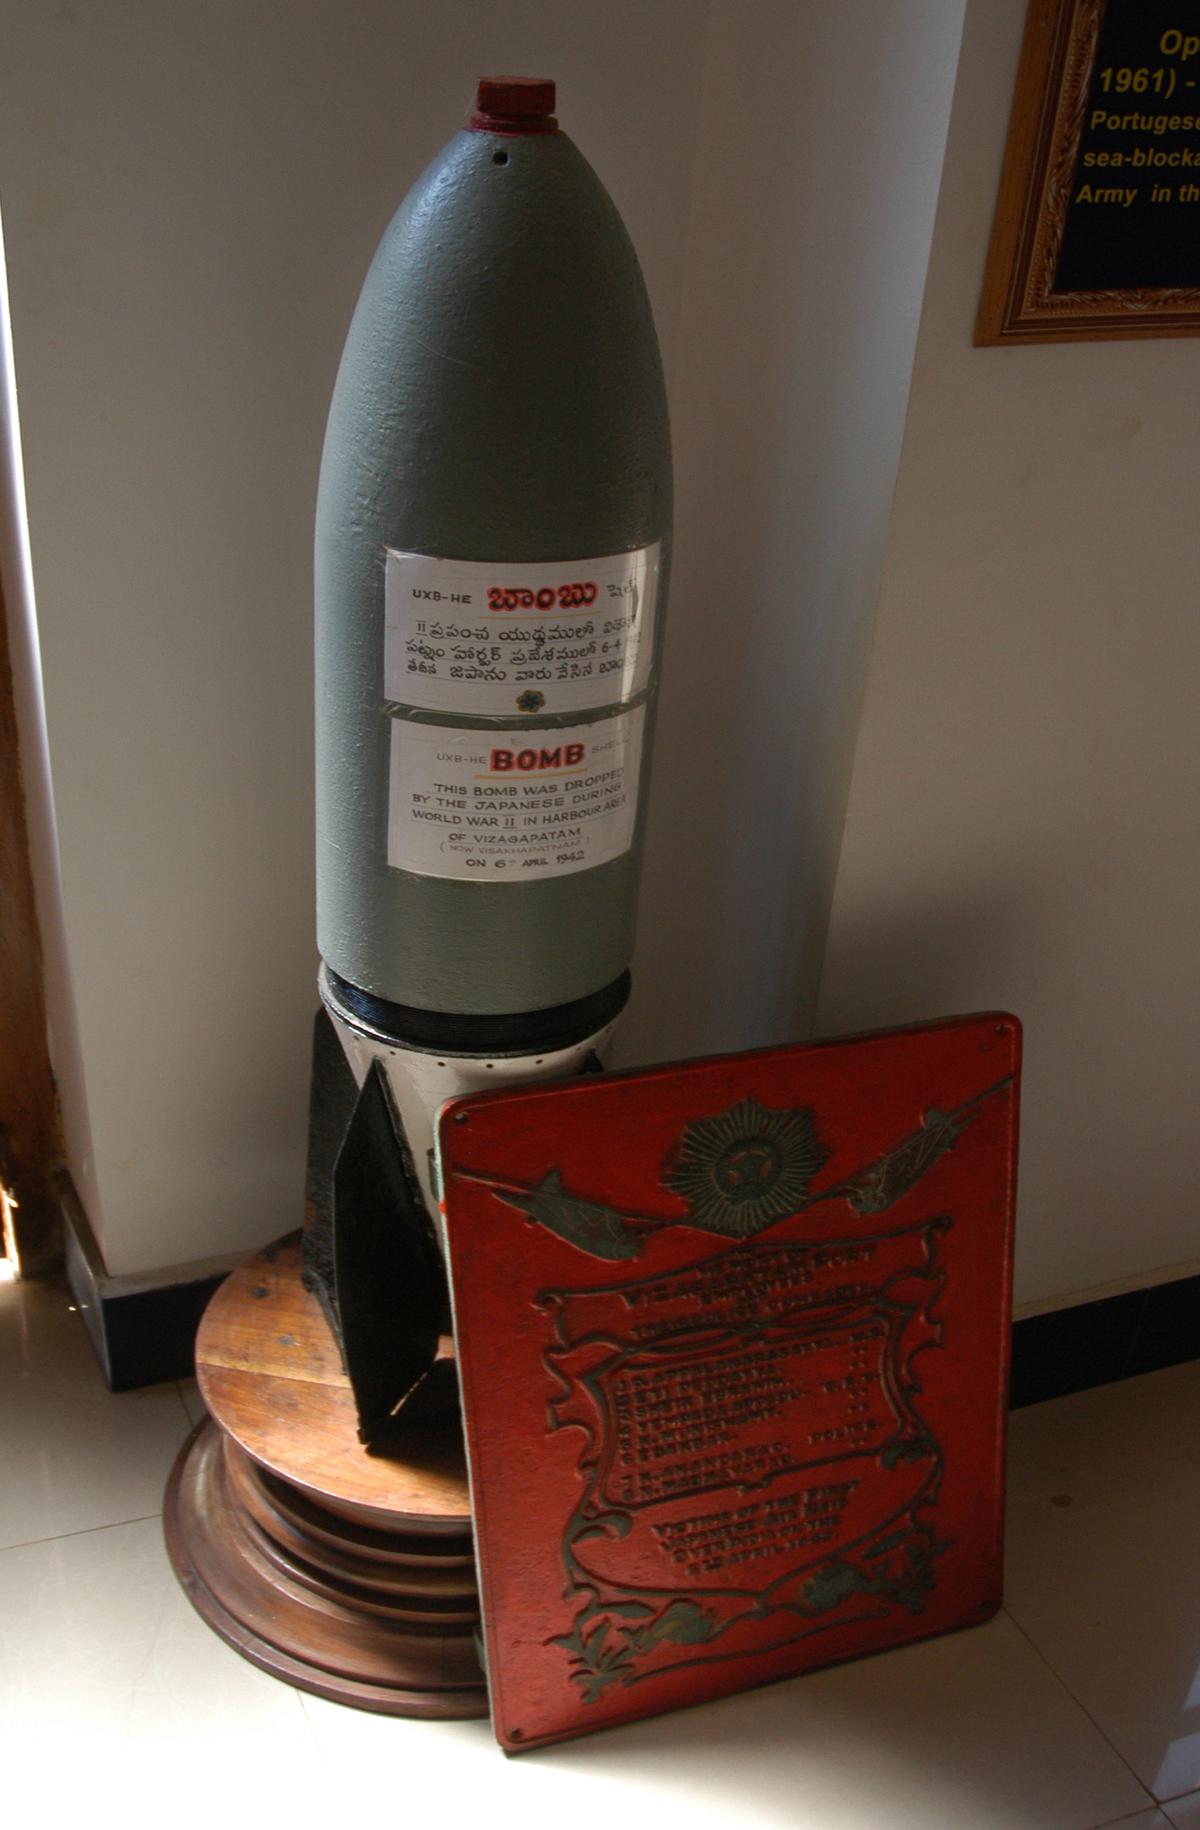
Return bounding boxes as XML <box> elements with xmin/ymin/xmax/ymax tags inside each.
<box><xmin>315</xmin><ymin>77</ymin><xmax>672</xmax><ymax>1072</ymax></box>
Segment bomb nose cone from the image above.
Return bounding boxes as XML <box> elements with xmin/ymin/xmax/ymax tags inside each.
<box><xmin>470</xmin><ymin>76</ymin><xmax>558</xmax><ymax>134</ymax></box>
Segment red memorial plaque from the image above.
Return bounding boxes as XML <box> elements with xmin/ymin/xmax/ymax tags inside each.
<box><xmin>437</xmin><ymin>1014</ymin><xmax>1021</xmax><ymax>1751</ymax></box>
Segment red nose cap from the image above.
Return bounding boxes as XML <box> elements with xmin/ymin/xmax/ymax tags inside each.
<box><xmin>469</xmin><ymin>76</ymin><xmax>558</xmax><ymax>135</ymax></box>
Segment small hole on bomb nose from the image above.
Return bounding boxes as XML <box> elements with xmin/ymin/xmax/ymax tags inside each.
<box><xmin>493</xmin><ymin>150</ymin><xmax>509</xmax><ymax>165</ymax></box>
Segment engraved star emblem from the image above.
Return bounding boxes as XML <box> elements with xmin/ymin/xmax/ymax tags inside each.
<box><xmin>662</xmin><ymin>1098</ymin><xmax>831</xmax><ymax>1239</ymax></box>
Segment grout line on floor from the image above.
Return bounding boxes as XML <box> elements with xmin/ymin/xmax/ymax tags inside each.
<box><xmin>0</xmin><ymin>1511</ymin><xmax>164</xmax><ymax>1557</ymax></box>
<box><xmin>172</xmin><ymin>1382</ymin><xmax>198</xmax><ymax>1420</ymax></box>
<box><xmin>1000</xmin><ymin>1604</ymin><xmax>1157</xmax><ymax>1816</ymax></box>
<box><xmin>1089</xmin><ymin>1809</ymin><xmax>1169</xmax><ymax>1827</ymax></box>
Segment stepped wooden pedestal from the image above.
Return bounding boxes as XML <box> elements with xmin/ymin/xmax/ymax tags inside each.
<box><xmin>164</xmin><ymin>1236</ymin><xmax>488</xmax><ymax>1718</ymax></box>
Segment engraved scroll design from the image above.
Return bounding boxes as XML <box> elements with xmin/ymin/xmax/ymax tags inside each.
<box><xmin>538</xmin><ymin>1219</ymin><xmax>952</xmax><ymax>1702</ymax></box>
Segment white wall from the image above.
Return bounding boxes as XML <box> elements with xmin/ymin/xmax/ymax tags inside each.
<box><xmin>1</xmin><ymin>212</ymin><xmax>98</xmax><ymax>1242</ymax></box>
<box><xmin>0</xmin><ymin>0</ymin><xmax>709</xmax><ymax>1278</ymax></box>
<box><xmin>816</xmin><ymin>0</ymin><xmax>1200</xmax><ymax>1313</ymax></box>
<box><xmin>1</xmin><ymin>0</ymin><xmax>966</xmax><ymax>1279</ymax></box>
<box><xmin>622</xmin><ymin>0</ymin><xmax>967</xmax><ymax>1064</ymax></box>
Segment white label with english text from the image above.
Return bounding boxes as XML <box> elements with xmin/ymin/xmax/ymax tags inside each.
<box><xmin>384</xmin><ymin>546</ymin><xmax>660</xmax><ymax>718</ymax></box>
<box><xmin>387</xmin><ymin>708</ymin><xmax>645</xmax><ymax>882</ymax></box>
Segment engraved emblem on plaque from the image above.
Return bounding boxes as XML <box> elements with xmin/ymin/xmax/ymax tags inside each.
<box><xmin>439</xmin><ymin>1016</ymin><xmax>1021</xmax><ymax>1750</ymax></box>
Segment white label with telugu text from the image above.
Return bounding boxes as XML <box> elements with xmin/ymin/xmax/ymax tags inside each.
<box><xmin>387</xmin><ymin>708</ymin><xmax>645</xmax><ymax>882</ymax></box>
<box><xmin>384</xmin><ymin>546</ymin><xmax>660</xmax><ymax>718</ymax></box>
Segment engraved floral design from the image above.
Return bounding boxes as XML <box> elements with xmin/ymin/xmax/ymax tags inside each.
<box><xmin>551</xmin><ymin>1596</ymin><xmax>721</xmax><ymax>1704</ymax></box>
<box><xmin>551</xmin><ymin>1505</ymin><xmax>949</xmax><ymax>1702</ymax></box>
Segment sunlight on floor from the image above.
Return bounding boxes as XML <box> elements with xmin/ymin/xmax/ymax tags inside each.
<box><xmin>0</xmin><ymin>1176</ymin><xmax>21</xmax><ymax>1280</ymax></box>
<box><xmin>1</xmin><ymin>1272</ymin><xmax>1198</xmax><ymax>1830</ymax></box>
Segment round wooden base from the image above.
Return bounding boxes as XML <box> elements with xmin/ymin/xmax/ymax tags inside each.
<box><xmin>163</xmin><ymin>1237</ymin><xmax>488</xmax><ymax>1719</ymax></box>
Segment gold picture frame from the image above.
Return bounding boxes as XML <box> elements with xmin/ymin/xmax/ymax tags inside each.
<box><xmin>977</xmin><ymin>0</ymin><xmax>1200</xmax><ymax>343</ymax></box>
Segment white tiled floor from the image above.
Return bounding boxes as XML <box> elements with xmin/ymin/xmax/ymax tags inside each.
<box><xmin>3</xmin><ymin>1271</ymin><xmax>1199</xmax><ymax>1830</ymax></box>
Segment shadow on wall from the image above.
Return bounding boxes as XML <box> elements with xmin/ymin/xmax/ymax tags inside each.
<box><xmin>618</xmin><ymin>0</ymin><xmax>969</xmax><ymax>1073</ymax></box>
<box><xmin>813</xmin><ymin>870</ymin><xmax>1050</xmax><ymax>1042</ymax></box>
